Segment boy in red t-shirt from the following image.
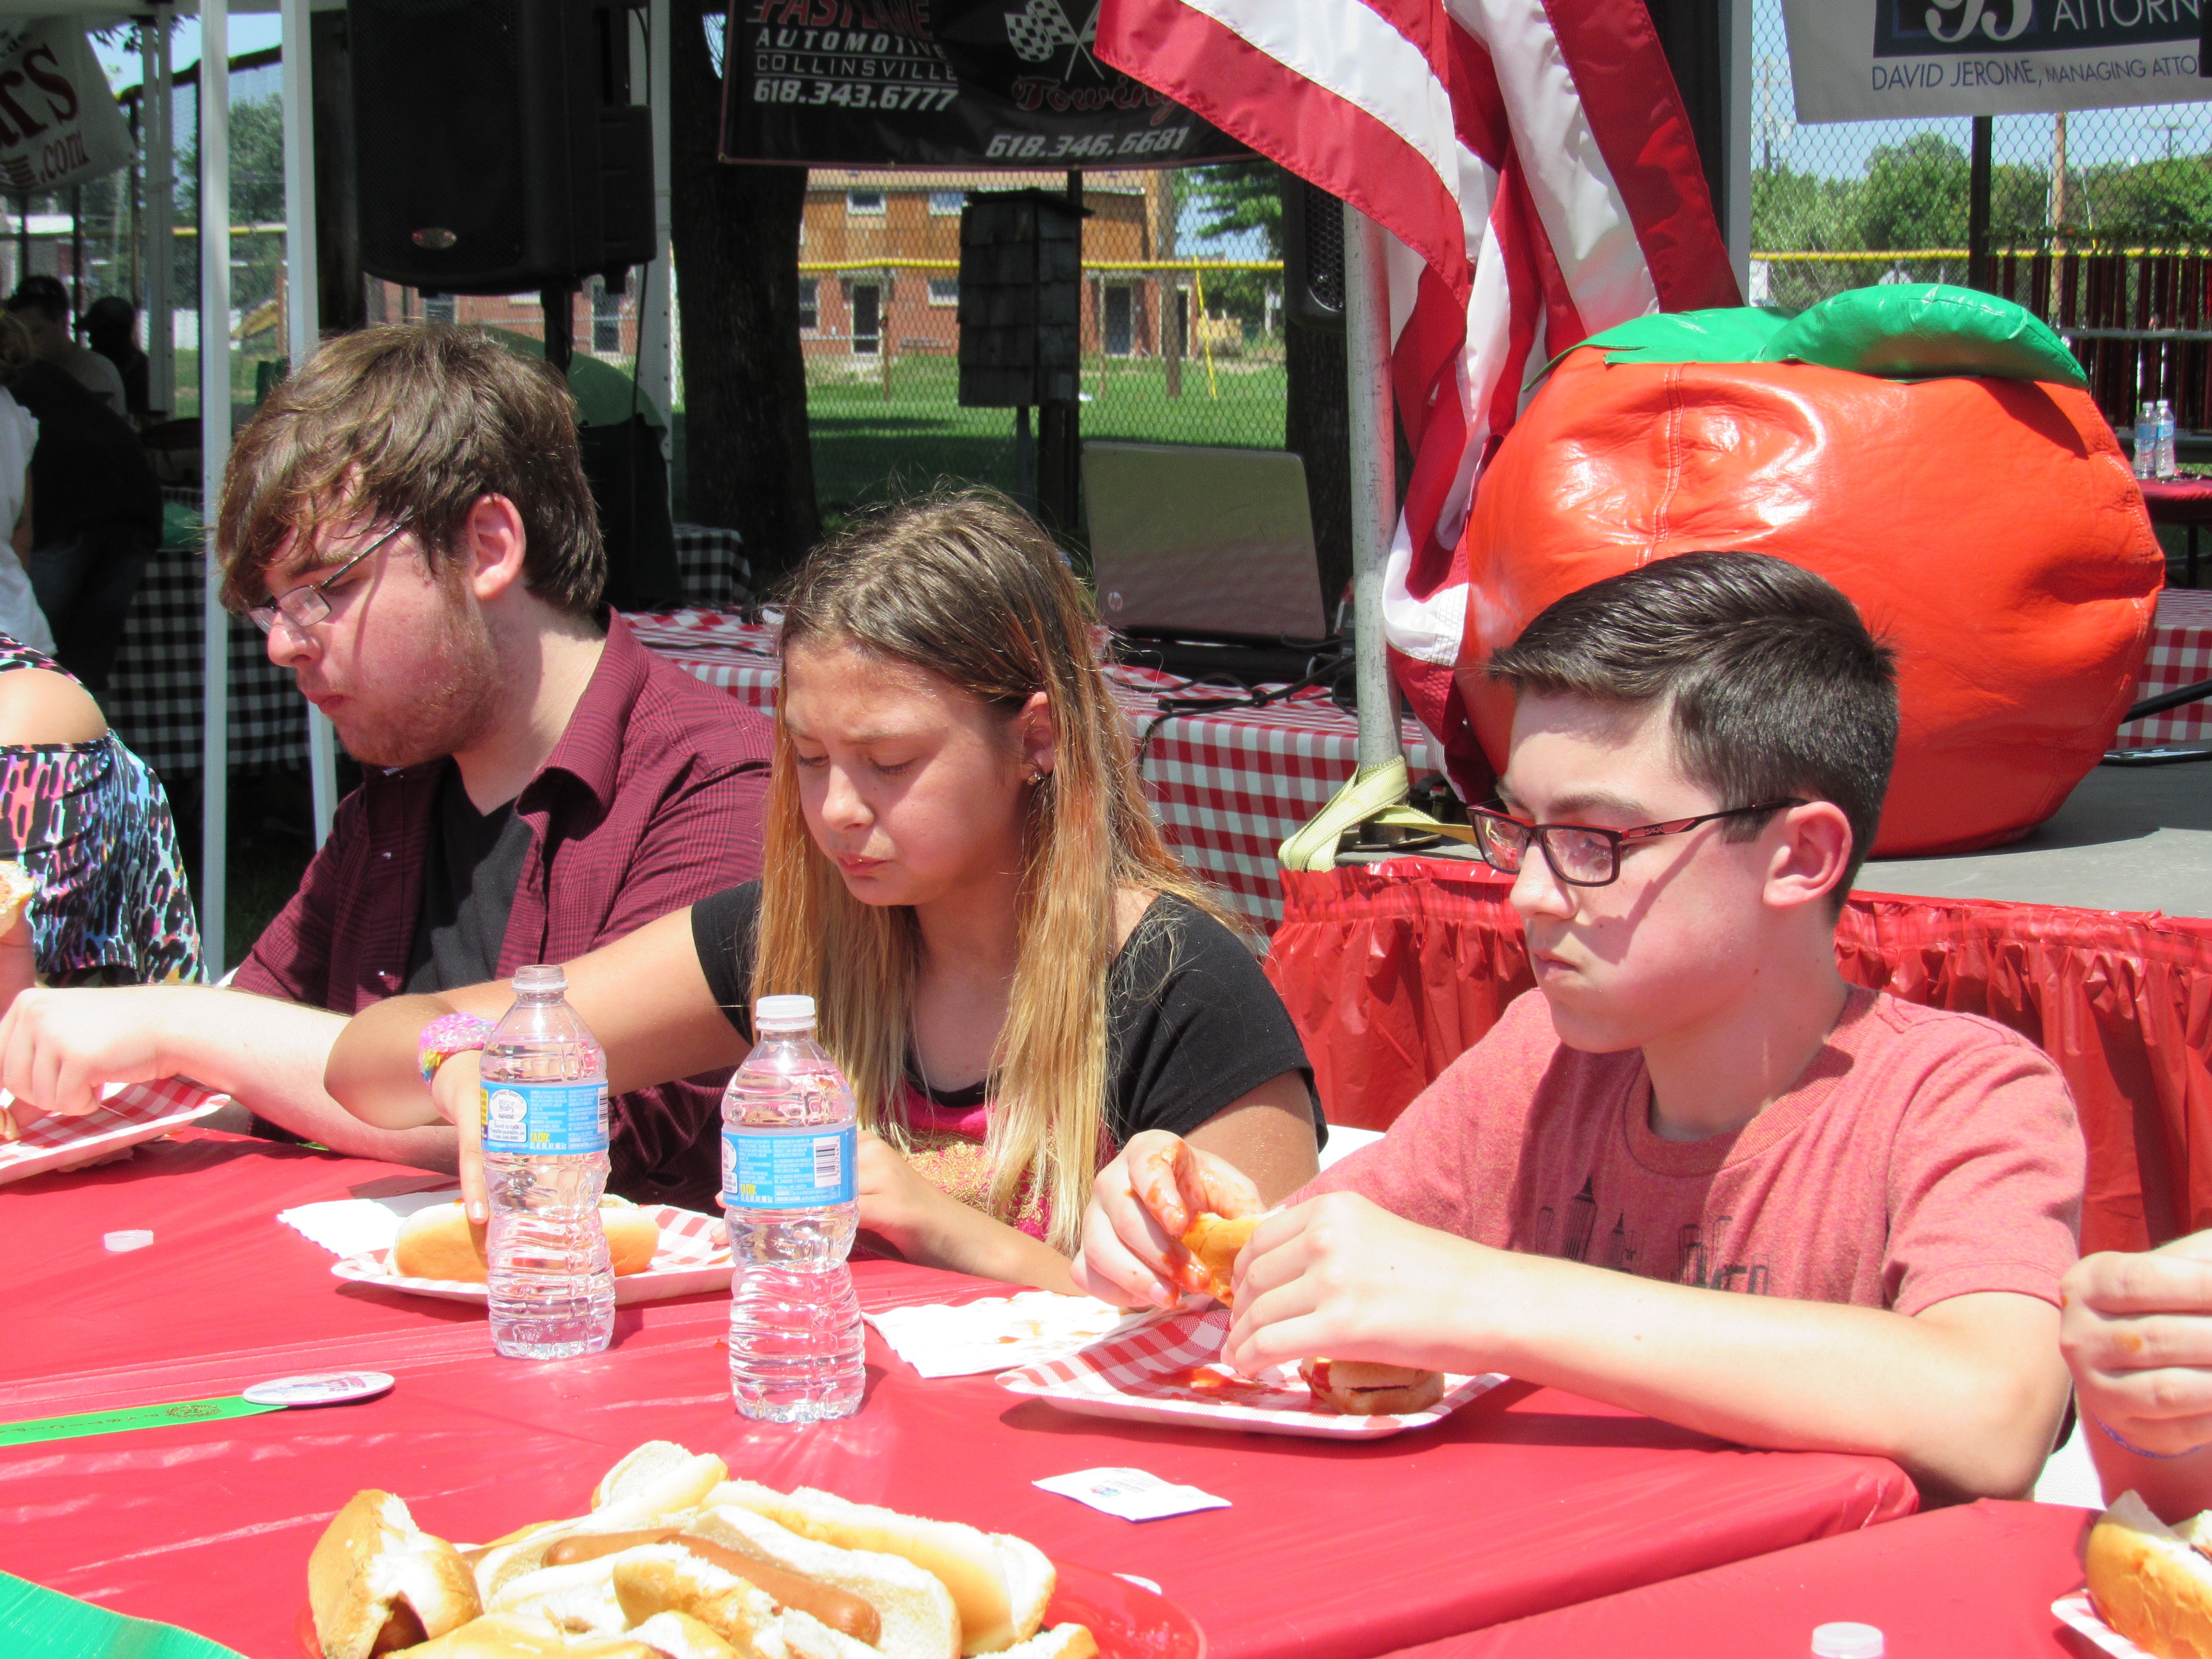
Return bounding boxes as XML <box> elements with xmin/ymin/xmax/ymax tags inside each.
<box><xmin>1077</xmin><ymin>553</ymin><xmax>2082</xmax><ymax>1502</ymax></box>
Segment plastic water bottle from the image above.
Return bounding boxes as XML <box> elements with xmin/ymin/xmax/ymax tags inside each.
<box><xmin>2160</xmin><ymin>398</ymin><xmax>2180</xmax><ymax>478</ymax></box>
<box><xmin>2138</xmin><ymin>402</ymin><xmax>2159</xmax><ymax>480</ymax></box>
<box><xmin>722</xmin><ymin>995</ymin><xmax>864</xmax><ymax>1422</ymax></box>
<box><xmin>480</xmin><ymin>964</ymin><xmax>614</xmax><ymax>1360</ymax></box>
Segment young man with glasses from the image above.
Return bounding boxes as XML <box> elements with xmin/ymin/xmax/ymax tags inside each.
<box><xmin>1078</xmin><ymin>553</ymin><xmax>2082</xmax><ymax>1502</ymax></box>
<box><xmin>0</xmin><ymin>326</ymin><xmax>773</xmax><ymax>1212</ymax></box>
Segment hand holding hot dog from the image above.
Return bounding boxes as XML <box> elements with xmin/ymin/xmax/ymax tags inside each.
<box><xmin>1071</xmin><ymin>1129</ymin><xmax>1264</xmax><ymax>1310</ymax></box>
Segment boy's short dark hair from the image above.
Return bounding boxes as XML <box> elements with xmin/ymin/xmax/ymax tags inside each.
<box><xmin>215</xmin><ymin>324</ymin><xmax>603</xmax><ymax>618</ymax></box>
<box><xmin>1486</xmin><ymin>553</ymin><xmax>1899</xmax><ymax>902</ymax></box>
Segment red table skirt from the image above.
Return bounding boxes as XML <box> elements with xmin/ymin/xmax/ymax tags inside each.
<box><xmin>1382</xmin><ymin>1498</ymin><xmax>2094</xmax><ymax>1658</ymax></box>
<box><xmin>1266</xmin><ymin>859</ymin><xmax>2212</xmax><ymax>1256</ymax></box>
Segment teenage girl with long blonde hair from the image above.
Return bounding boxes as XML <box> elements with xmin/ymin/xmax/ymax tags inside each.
<box><xmin>328</xmin><ymin>491</ymin><xmax>1320</xmax><ymax>1286</ymax></box>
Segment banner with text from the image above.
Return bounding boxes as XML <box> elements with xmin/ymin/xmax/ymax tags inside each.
<box><xmin>721</xmin><ymin>0</ymin><xmax>1247</xmax><ymax>168</ymax></box>
<box><xmin>1783</xmin><ymin>0</ymin><xmax>2209</xmax><ymax>122</ymax></box>
<box><xmin>0</xmin><ymin>22</ymin><xmax>132</xmax><ymax>192</ymax></box>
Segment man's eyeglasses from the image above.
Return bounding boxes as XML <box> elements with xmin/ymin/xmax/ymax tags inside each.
<box><xmin>246</xmin><ymin>520</ymin><xmax>410</xmax><ymax>636</ymax></box>
<box><xmin>1469</xmin><ymin>799</ymin><xmax>1808</xmax><ymax>888</ymax></box>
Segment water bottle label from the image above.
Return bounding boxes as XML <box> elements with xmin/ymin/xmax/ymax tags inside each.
<box><xmin>481</xmin><ymin>1081</ymin><xmax>610</xmax><ymax>1155</ymax></box>
<box><xmin>722</xmin><ymin>1124</ymin><xmax>857</xmax><ymax>1207</ymax></box>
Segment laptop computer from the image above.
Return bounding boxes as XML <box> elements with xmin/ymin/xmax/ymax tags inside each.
<box><xmin>1082</xmin><ymin>442</ymin><xmax>1332</xmax><ymax>649</ymax></box>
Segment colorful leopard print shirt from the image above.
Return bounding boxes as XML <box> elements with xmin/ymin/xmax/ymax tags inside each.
<box><xmin>0</xmin><ymin>636</ymin><xmax>204</xmax><ymax>986</ymax></box>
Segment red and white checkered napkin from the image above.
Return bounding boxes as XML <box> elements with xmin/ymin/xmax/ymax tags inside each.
<box><xmin>0</xmin><ymin>1077</ymin><xmax>226</xmax><ymax>1185</ymax></box>
<box><xmin>998</xmin><ymin>1305</ymin><xmax>1507</xmax><ymax>1439</ymax></box>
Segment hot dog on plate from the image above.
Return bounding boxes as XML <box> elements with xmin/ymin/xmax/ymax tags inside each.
<box><xmin>391</xmin><ymin>1198</ymin><xmax>659</xmax><ymax>1283</ymax></box>
<box><xmin>307</xmin><ymin>1441</ymin><xmax>1098</xmax><ymax>1659</ymax></box>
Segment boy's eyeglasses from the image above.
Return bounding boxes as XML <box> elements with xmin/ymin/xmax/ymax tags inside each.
<box><xmin>246</xmin><ymin>519</ymin><xmax>411</xmax><ymax>636</ymax></box>
<box><xmin>1469</xmin><ymin>799</ymin><xmax>1808</xmax><ymax>888</ymax></box>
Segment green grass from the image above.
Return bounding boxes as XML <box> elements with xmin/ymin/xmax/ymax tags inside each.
<box><xmin>806</xmin><ymin>352</ymin><xmax>1287</xmax><ymax>517</ymax></box>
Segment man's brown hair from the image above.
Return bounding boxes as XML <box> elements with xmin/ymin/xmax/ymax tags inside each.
<box><xmin>216</xmin><ymin>324</ymin><xmax>604</xmax><ymax>616</ymax></box>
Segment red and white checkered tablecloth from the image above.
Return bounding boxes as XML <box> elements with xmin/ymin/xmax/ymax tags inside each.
<box><xmin>624</xmin><ymin>610</ymin><xmax>1441</xmax><ymax>930</ymax></box>
<box><xmin>2128</xmin><ymin>588</ymin><xmax>2212</xmax><ymax>745</ymax></box>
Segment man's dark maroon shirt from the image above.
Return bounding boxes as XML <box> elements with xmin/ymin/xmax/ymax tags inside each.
<box><xmin>236</xmin><ymin>613</ymin><xmax>771</xmax><ymax>1210</ymax></box>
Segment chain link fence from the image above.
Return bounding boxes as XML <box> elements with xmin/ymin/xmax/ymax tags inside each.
<box><xmin>798</xmin><ymin>164</ymin><xmax>1286</xmax><ymax>520</ymax></box>
<box><xmin>1752</xmin><ymin>0</ymin><xmax>2212</xmax><ymax>434</ymax></box>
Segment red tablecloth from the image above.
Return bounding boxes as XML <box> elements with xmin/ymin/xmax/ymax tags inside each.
<box><xmin>0</xmin><ymin>1133</ymin><xmax>1915</xmax><ymax>1659</ymax></box>
<box><xmin>2123</xmin><ymin>586</ymin><xmax>2212</xmax><ymax>745</ymax></box>
<box><xmin>1265</xmin><ymin>859</ymin><xmax>2212</xmax><ymax>1254</ymax></box>
<box><xmin>1382</xmin><ymin>1499</ymin><xmax>2095</xmax><ymax>1658</ymax></box>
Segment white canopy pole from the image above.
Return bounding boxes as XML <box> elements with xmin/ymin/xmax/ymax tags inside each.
<box><xmin>200</xmin><ymin>0</ymin><xmax>232</xmax><ymax>968</ymax></box>
<box><xmin>1344</xmin><ymin>202</ymin><xmax>1401</xmax><ymax>771</ymax></box>
<box><xmin>279</xmin><ymin>0</ymin><xmax>336</xmax><ymax>845</ymax></box>
<box><xmin>144</xmin><ymin>8</ymin><xmax>172</xmax><ymax>418</ymax></box>
<box><xmin>637</xmin><ymin>0</ymin><xmax>674</xmax><ymax>461</ymax></box>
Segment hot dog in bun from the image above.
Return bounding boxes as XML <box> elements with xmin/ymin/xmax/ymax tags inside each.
<box><xmin>1298</xmin><ymin>1358</ymin><xmax>1446</xmax><ymax>1417</ymax></box>
<box><xmin>2088</xmin><ymin>1490</ymin><xmax>2212</xmax><ymax>1659</ymax></box>
<box><xmin>1178</xmin><ymin>1214</ymin><xmax>1259</xmax><ymax>1306</ymax></box>
<box><xmin>307</xmin><ymin>1442</ymin><xmax>1098</xmax><ymax>1659</ymax></box>
<box><xmin>391</xmin><ymin>1198</ymin><xmax>659</xmax><ymax>1284</ymax></box>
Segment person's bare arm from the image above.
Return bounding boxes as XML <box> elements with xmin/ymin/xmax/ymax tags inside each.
<box><xmin>2064</xmin><ymin>1233</ymin><xmax>2212</xmax><ymax>1519</ymax></box>
<box><xmin>326</xmin><ymin>905</ymin><xmax>748</xmax><ymax>1130</ymax></box>
<box><xmin>1225</xmin><ymin>1191</ymin><xmax>2068</xmax><ymax>1503</ymax></box>
<box><xmin>0</xmin><ymin>982</ymin><xmax>459</xmax><ymax>1168</ymax></box>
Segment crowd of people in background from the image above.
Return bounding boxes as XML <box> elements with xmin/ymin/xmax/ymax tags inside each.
<box><xmin>0</xmin><ymin>317</ymin><xmax>2210</xmax><ymax>1524</ymax></box>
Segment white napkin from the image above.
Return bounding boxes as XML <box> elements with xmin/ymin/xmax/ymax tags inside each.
<box><xmin>864</xmin><ymin>1290</ymin><xmax>1154</xmax><ymax>1379</ymax></box>
<box><xmin>277</xmin><ymin>1189</ymin><xmax>463</xmax><ymax>1258</ymax></box>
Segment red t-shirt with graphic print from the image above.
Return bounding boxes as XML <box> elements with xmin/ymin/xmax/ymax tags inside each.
<box><xmin>1301</xmin><ymin>987</ymin><xmax>2082</xmax><ymax>1313</ymax></box>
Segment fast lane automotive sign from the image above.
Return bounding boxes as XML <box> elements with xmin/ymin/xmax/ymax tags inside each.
<box><xmin>0</xmin><ymin>23</ymin><xmax>132</xmax><ymax>192</ymax></box>
<box><xmin>721</xmin><ymin>0</ymin><xmax>1247</xmax><ymax>168</ymax></box>
<box><xmin>1784</xmin><ymin>0</ymin><xmax>2210</xmax><ymax>121</ymax></box>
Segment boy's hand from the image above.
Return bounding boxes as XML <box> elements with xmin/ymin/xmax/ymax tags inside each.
<box><xmin>1223</xmin><ymin>1190</ymin><xmax>1491</xmax><ymax>1376</ymax></box>
<box><xmin>2063</xmin><ymin>1230</ymin><xmax>2212</xmax><ymax>1455</ymax></box>
<box><xmin>428</xmin><ymin>1050</ymin><xmax>488</xmax><ymax>1223</ymax></box>
<box><xmin>1072</xmin><ymin>1130</ymin><xmax>1264</xmax><ymax>1310</ymax></box>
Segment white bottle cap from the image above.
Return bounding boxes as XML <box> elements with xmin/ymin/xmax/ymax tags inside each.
<box><xmin>1811</xmin><ymin>1623</ymin><xmax>1884</xmax><ymax>1658</ymax></box>
<box><xmin>755</xmin><ymin>994</ymin><xmax>817</xmax><ymax>1029</ymax></box>
<box><xmin>103</xmin><ymin>1230</ymin><xmax>154</xmax><ymax>1252</ymax></box>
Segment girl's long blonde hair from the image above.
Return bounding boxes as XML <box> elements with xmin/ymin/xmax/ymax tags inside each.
<box><xmin>754</xmin><ymin>490</ymin><xmax>1227</xmax><ymax>1253</ymax></box>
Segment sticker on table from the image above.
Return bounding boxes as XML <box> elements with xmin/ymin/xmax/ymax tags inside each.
<box><xmin>242</xmin><ymin>1371</ymin><xmax>396</xmax><ymax>1407</ymax></box>
<box><xmin>1034</xmin><ymin>1468</ymin><xmax>1230</xmax><ymax>1522</ymax></box>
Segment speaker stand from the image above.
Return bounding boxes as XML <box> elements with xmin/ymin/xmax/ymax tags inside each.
<box><xmin>541</xmin><ymin>283</ymin><xmax>576</xmax><ymax>376</ymax></box>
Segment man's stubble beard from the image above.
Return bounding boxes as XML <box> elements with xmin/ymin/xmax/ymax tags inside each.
<box><xmin>341</xmin><ymin>595</ymin><xmax>504</xmax><ymax>769</ymax></box>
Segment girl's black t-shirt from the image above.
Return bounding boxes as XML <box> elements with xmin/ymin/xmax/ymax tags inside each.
<box><xmin>689</xmin><ymin>882</ymin><xmax>1323</xmax><ymax>1149</ymax></box>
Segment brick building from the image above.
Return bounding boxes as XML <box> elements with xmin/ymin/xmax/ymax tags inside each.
<box><xmin>797</xmin><ymin>168</ymin><xmax>1177</xmax><ymax>368</ymax></box>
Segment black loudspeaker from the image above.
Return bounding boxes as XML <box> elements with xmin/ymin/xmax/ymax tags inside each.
<box><xmin>348</xmin><ymin>0</ymin><xmax>654</xmax><ymax>295</ymax></box>
<box><xmin>1281</xmin><ymin>172</ymin><xmax>1343</xmax><ymax>334</ymax></box>
<box><xmin>957</xmin><ymin>190</ymin><xmax>1084</xmax><ymax>409</ymax></box>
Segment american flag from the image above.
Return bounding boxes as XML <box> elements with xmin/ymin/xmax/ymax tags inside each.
<box><xmin>1097</xmin><ymin>0</ymin><xmax>1740</xmax><ymax>791</ymax></box>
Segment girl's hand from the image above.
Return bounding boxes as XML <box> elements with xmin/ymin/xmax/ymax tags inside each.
<box><xmin>2063</xmin><ymin>1231</ymin><xmax>2212</xmax><ymax>1456</ymax></box>
<box><xmin>856</xmin><ymin>1128</ymin><xmax>963</xmax><ymax>1261</ymax></box>
<box><xmin>429</xmin><ymin>1050</ymin><xmax>489</xmax><ymax>1223</ymax></box>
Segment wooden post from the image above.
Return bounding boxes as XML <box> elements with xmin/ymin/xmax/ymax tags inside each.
<box><xmin>1969</xmin><ymin>115</ymin><xmax>1993</xmax><ymax>292</ymax></box>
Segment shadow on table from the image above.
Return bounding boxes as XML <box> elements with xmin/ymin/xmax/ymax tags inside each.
<box><xmin>993</xmin><ymin>1378</ymin><xmax>1740</xmax><ymax>1462</ymax></box>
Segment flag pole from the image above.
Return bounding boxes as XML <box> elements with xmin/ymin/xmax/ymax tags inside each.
<box><xmin>1344</xmin><ymin>202</ymin><xmax>1401</xmax><ymax>773</ymax></box>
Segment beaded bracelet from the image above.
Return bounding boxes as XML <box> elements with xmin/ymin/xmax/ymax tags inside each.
<box><xmin>417</xmin><ymin>1012</ymin><xmax>496</xmax><ymax>1085</ymax></box>
<box><xmin>2090</xmin><ymin>1406</ymin><xmax>2212</xmax><ymax>1461</ymax></box>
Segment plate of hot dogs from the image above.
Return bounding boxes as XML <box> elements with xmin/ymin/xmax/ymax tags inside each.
<box><xmin>301</xmin><ymin>1438</ymin><xmax>1202</xmax><ymax>1659</ymax></box>
<box><xmin>998</xmin><ymin>1214</ymin><xmax>1506</xmax><ymax>1439</ymax></box>
<box><xmin>330</xmin><ymin>1199</ymin><xmax>733</xmax><ymax>1307</ymax></box>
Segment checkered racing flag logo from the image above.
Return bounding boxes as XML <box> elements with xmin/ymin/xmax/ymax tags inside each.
<box><xmin>1004</xmin><ymin>0</ymin><xmax>1090</xmax><ymax>63</ymax></box>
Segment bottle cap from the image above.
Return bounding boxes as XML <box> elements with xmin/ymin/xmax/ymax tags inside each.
<box><xmin>1811</xmin><ymin>1623</ymin><xmax>1884</xmax><ymax>1658</ymax></box>
<box><xmin>513</xmin><ymin>963</ymin><xmax>567</xmax><ymax>995</ymax></box>
<box><xmin>755</xmin><ymin>994</ymin><xmax>817</xmax><ymax>1028</ymax></box>
<box><xmin>103</xmin><ymin>1229</ymin><xmax>153</xmax><ymax>1252</ymax></box>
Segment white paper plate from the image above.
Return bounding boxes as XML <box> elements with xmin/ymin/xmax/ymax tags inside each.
<box><xmin>2054</xmin><ymin>1592</ymin><xmax>2152</xmax><ymax>1658</ymax></box>
<box><xmin>0</xmin><ymin>1078</ymin><xmax>226</xmax><ymax>1187</ymax></box>
<box><xmin>998</xmin><ymin>1305</ymin><xmax>1507</xmax><ymax>1439</ymax></box>
<box><xmin>332</xmin><ymin>1203</ymin><xmax>732</xmax><ymax>1306</ymax></box>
